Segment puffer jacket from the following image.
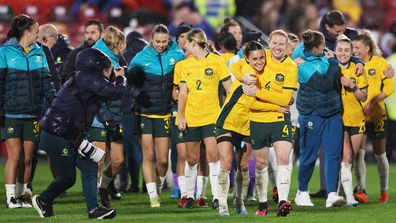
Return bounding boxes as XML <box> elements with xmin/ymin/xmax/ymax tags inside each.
<box><xmin>128</xmin><ymin>40</ymin><xmax>184</xmax><ymax>115</ymax></box>
<box><xmin>0</xmin><ymin>37</ymin><xmax>55</xmax><ymax>118</ymax></box>
<box><xmin>39</xmin><ymin>48</ymin><xmax>126</xmax><ymax>141</ymax></box>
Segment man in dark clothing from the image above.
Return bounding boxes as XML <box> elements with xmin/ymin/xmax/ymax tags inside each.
<box><xmin>62</xmin><ymin>19</ymin><xmax>104</xmax><ymax>81</ymax></box>
<box><xmin>52</xmin><ymin>33</ymin><xmax>73</xmax><ymax>84</ymax></box>
<box><xmin>319</xmin><ymin>10</ymin><xmax>359</xmax><ymax>51</ymax></box>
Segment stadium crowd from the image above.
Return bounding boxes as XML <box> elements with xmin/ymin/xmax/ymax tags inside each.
<box><xmin>0</xmin><ymin>0</ymin><xmax>396</xmax><ymax>220</ymax></box>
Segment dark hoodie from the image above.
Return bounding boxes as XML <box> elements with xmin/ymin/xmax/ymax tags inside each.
<box><xmin>52</xmin><ymin>33</ymin><xmax>73</xmax><ymax>84</ymax></box>
<box><xmin>319</xmin><ymin>16</ymin><xmax>359</xmax><ymax>51</ymax></box>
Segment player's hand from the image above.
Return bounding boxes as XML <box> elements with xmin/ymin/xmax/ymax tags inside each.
<box><xmin>242</xmin><ymin>73</ymin><xmax>257</xmax><ymax>85</ymax></box>
<box><xmin>178</xmin><ymin>116</ymin><xmax>187</xmax><ymax>131</ymax></box>
<box><xmin>355</xmin><ymin>63</ymin><xmax>365</xmax><ymax>76</ymax></box>
<box><xmin>324</xmin><ymin>50</ymin><xmax>334</xmax><ymax>59</ymax></box>
<box><xmin>294</xmin><ymin>57</ymin><xmax>305</xmax><ymax>66</ymax></box>
<box><xmin>242</xmin><ymin>83</ymin><xmax>258</xmax><ymax>97</ymax></box>
<box><xmin>280</xmin><ymin>106</ymin><xmax>290</xmax><ymax>113</ymax></box>
<box><xmin>340</xmin><ymin>76</ymin><xmax>355</xmax><ymax>88</ymax></box>
<box><xmin>114</xmin><ymin>67</ymin><xmax>125</xmax><ymax>77</ymax></box>
<box><xmin>384</xmin><ymin>64</ymin><xmax>395</xmax><ymax>78</ymax></box>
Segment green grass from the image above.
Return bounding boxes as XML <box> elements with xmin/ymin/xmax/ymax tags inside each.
<box><xmin>0</xmin><ymin>162</ymin><xmax>396</xmax><ymax>222</ymax></box>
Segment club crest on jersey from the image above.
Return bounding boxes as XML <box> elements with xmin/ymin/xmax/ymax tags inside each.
<box><xmin>170</xmin><ymin>58</ymin><xmax>175</xmax><ymax>65</ymax></box>
<box><xmin>368</xmin><ymin>69</ymin><xmax>376</xmax><ymax>76</ymax></box>
<box><xmin>35</xmin><ymin>56</ymin><xmax>42</xmax><ymax>63</ymax></box>
<box><xmin>351</xmin><ymin>78</ymin><xmax>356</xmax><ymax>84</ymax></box>
<box><xmin>275</xmin><ymin>73</ymin><xmax>284</xmax><ymax>82</ymax></box>
<box><xmin>205</xmin><ymin>68</ymin><xmax>214</xmax><ymax>76</ymax></box>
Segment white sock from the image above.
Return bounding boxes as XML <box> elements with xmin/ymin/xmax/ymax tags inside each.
<box><xmin>218</xmin><ymin>168</ymin><xmax>230</xmax><ymax>209</ymax></box>
<box><xmin>255</xmin><ymin>167</ymin><xmax>268</xmax><ymax>203</ymax></box>
<box><xmin>288</xmin><ymin>149</ymin><xmax>294</xmax><ymax>171</ymax></box>
<box><xmin>268</xmin><ymin>147</ymin><xmax>277</xmax><ymax>188</ymax></box>
<box><xmin>277</xmin><ymin>165</ymin><xmax>291</xmax><ymax>202</ymax></box>
<box><xmin>375</xmin><ymin>153</ymin><xmax>389</xmax><ymax>192</ymax></box>
<box><xmin>178</xmin><ymin>176</ymin><xmax>187</xmax><ymax>197</ymax></box>
<box><xmin>99</xmin><ymin>174</ymin><xmax>113</xmax><ymax>189</ymax></box>
<box><xmin>208</xmin><ymin>161</ymin><xmax>220</xmax><ymax>200</ymax></box>
<box><xmin>5</xmin><ymin>184</ymin><xmax>16</xmax><ymax>201</ymax></box>
<box><xmin>196</xmin><ymin>176</ymin><xmax>208</xmax><ymax>199</ymax></box>
<box><xmin>340</xmin><ymin>162</ymin><xmax>354</xmax><ymax>201</ymax></box>
<box><xmin>157</xmin><ymin>176</ymin><xmax>166</xmax><ymax>192</ymax></box>
<box><xmin>185</xmin><ymin>163</ymin><xmax>198</xmax><ymax>199</ymax></box>
<box><xmin>146</xmin><ymin>182</ymin><xmax>158</xmax><ymax>200</ymax></box>
<box><xmin>15</xmin><ymin>182</ymin><xmax>26</xmax><ymax>198</ymax></box>
<box><xmin>354</xmin><ymin>149</ymin><xmax>366</xmax><ymax>191</ymax></box>
<box><xmin>235</xmin><ymin>170</ymin><xmax>250</xmax><ymax>201</ymax></box>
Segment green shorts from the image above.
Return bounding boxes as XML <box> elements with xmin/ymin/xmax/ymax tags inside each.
<box><xmin>215</xmin><ymin>126</ymin><xmax>251</xmax><ymax>151</ymax></box>
<box><xmin>135</xmin><ymin>116</ymin><xmax>171</xmax><ymax>138</ymax></box>
<box><xmin>183</xmin><ymin>124</ymin><xmax>215</xmax><ymax>142</ymax></box>
<box><xmin>87</xmin><ymin>125</ymin><xmax>124</xmax><ymax>142</ymax></box>
<box><xmin>250</xmin><ymin>120</ymin><xmax>293</xmax><ymax>150</ymax></box>
<box><xmin>344</xmin><ymin>125</ymin><xmax>365</xmax><ymax>136</ymax></box>
<box><xmin>365</xmin><ymin>120</ymin><xmax>387</xmax><ymax>139</ymax></box>
<box><xmin>174</xmin><ymin>127</ymin><xmax>187</xmax><ymax>144</ymax></box>
<box><xmin>292</xmin><ymin>125</ymin><xmax>299</xmax><ymax>141</ymax></box>
<box><xmin>1</xmin><ymin>118</ymin><xmax>40</xmax><ymax>142</ymax></box>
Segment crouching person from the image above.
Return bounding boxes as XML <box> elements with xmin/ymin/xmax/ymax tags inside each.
<box><xmin>31</xmin><ymin>48</ymin><xmax>126</xmax><ymax>219</ymax></box>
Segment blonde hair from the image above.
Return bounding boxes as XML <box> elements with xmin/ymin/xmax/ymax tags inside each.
<box><xmin>186</xmin><ymin>28</ymin><xmax>217</xmax><ymax>53</ymax></box>
<box><xmin>353</xmin><ymin>30</ymin><xmax>382</xmax><ymax>57</ymax></box>
<box><xmin>103</xmin><ymin>26</ymin><xmax>125</xmax><ymax>53</ymax></box>
<box><xmin>268</xmin><ymin>29</ymin><xmax>289</xmax><ymax>43</ymax></box>
<box><xmin>151</xmin><ymin>24</ymin><xmax>169</xmax><ymax>38</ymax></box>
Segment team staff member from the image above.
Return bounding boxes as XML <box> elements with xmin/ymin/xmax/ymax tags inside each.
<box><xmin>32</xmin><ymin>48</ymin><xmax>125</xmax><ymax>219</ymax></box>
<box><xmin>335</xmin><ymin>37</ymin><xmax>368</xmax><ymax>207</ymax></box>
<box><xmin>128</xmin><ymin>24</ymin><xmax>184</xmax><ymax>208</ymax></box>
<box><xmin>178</xmin><ymin>28</ymin><xmax>232</xmax><ymax>209</ymax></box>
<box><xmin>352</xmin><ymin>31</ymin><xmax>395</xmax><ymax>204</ymax></box>
<box><xmin>89</xmin><ymin>26</ymin><xmax>127</xmax><ymax>208</ymax></box>
<box><xmin>0</xmin><ymin>14</ymin><xmax>55</xmax><ymax>208</ymax></box>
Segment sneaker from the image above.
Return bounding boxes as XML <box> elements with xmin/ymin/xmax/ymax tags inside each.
<box><xmin>98</xmin><ymin>188</ymin><xmax>111</xmax><ymax>208</ymax></box>
<box><xmin>326</xmin><ymin>192</ymin><xmax>346</xmax><ymax>208</ymax></box>
<box><xmin>354</xmin><ymin>191</ymin><xmax>368</xmax><ymax>203</ymax></box>
<box><xmin>219</xmin><ymin>209</ymin><xmax>230</xmax><ymax>217</ymax></box>
<box><xmin>247</xmin><ymin>194</ymin><xmax>257</xmax><ymax>202</ymax></box>
<box><xmin>379</xmin><ymin>191</ymin><xmax>389</xmax><ymax>204</ymax></box>
<box><xmin>170</xmin><ymin>187</ymin><xmax>180</xmax><ymax>199</ymax></box>
<box><xmin>233</xmin><ymin>198</ymin><xmax>248</xmax><ymax>215</ymax></box>
<box><xmin>32</xmin><ymin>195</ymin><xmax>53</xmax><ymax>218</ymax></box>
<box><xmin>196</xmin><ymin>198</ymin><xmax>208</xmax><ymax>208</ymax></box>
<box><xmin>108</xmin><ymin>183</ymin><xmax>121</xmax><ymax>200</ymax></box>
<box><xmin>346</xmin><ymin>199</ymin><xmax>359</xmax><ymax>207</ymax></box>
<box><xmin>178</xmin><ymin>196</ymin><xmax>187</xmax><ymax>208</ymax></box>
<box><xmin>272</xmin><ymin>187</ymin><xmax>279</xmax><ymax>203</ymax></box>
<box><xmin>150</xmin><ymin>197</ymin><xmax>160</xmax><ymax>208</ymax></box>
<box><xmin>88</xmin><ymin>206</ymin><xmax>116</xmax><ymax>219</ymax></box>
<box><xmin>277</xmin><ymin>200</ymin><xmax>292</xmax><ymax>217</ymax></box>
<box><xmin>310</xmin><ymin>189</ymin><xmax>327</xmax><ymax>198</ymax></box>
<box><xmin>212</xmin><ymin>199</ymin><xmax>219</xmax><ymax>210</ymax></box>
<box><xmin>255</xmin><ymin>207</ymin><xmax>268</xmax><ymax>216</ymax></box>
<box><xmin>295</xmin><ymin>190</ymin><xmax>314</xmax><ymax>206</ymax></box>
<box><xmin>6</xmin><ymin>197</ymin><xmax>22</xmax><ymax>209</ymax></box>
<box><xmin>185</xmin><ymin>197</ymin><xmax>194</xmax><ymax>209</ymax></box>
<box><xmin>18</xmin><ymin>196</ymin><xmax>32</xmax><ymax>208</ymax></box>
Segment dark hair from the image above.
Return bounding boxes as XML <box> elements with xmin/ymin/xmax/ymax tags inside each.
<box><xmin>84</xmin><ymin>19</ymin><xmax>104</xmax><ymax>33</ymax></box>
<box><xmin>244</xmin><ymin>41</ymin><xmax>264</xmax><ymax>57</ymax></box>
<box><xmin>216</xmin><ymin>32</ymin><xmax>238</xmax><ymax>54</ymax></box>
<box><xmin>219</xmin><ymin>17</ymin><xmax>240</xmax><ymax>34</ymax></box>
<box><xmin>151</xmin><ymin>24</ymin><xmax>169</xmax><ymax>38</ymax></box>
<box><xmin>6</xmin><ymin>14</ymin><xmax>37</xmax><ymax>41</ymax></box>
<box><xmin>324</xmin><ymin>10</ymin><xmax>346</xmax><ymax>27</ymax></box>
<box><xmin>301</xmin><ymin>30</ymin><xmax>324</xmax><ymax>51</ymax></box>
<box><xmin>352</xmin><ymin>30</ymin><xmax>382</xmax><ymax>57</ymax></box>
<box><xmin>175</xmin><ymin>22</ymin><xmax>192</xmax><ymax>42</ymax></box>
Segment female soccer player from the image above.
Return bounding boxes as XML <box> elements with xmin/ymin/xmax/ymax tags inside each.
<box><xmin>178</xmin><ymin>28</ymin><xmax>232</xmax><ymax>209</ymax></box>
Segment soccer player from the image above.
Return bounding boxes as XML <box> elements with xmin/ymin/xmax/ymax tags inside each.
<box><xmin>335</xmin><ymin>36</ymin><xmax>368</xmax><ymax>207</ymax></box>
<box><xmin>178</xmin><ymin>28</ymin><xmax>232</xmax><ymax>209</ymax></box>
<box><xmin>128</xmin><ymin>24</ymin><xmax>185</xmax><ymax>208</ymax></box>
<box><xmin>352</xmin><ymin>31</ymin><xmax>395</xmax><ymax>204</ymax></box>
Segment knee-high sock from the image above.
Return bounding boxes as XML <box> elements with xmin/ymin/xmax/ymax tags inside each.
<box><xmin>255</xmin><ymin>167</ymin><xmax>268</xmax><ymax>203</ymax></box>
<box><xmin>354</xmin><ymin>149</ymin><xmax>366</xmax><ymax>191</ymax></box>
<box><xmin>375</xmin><ymin>153</ymin><xmax>389</xmax><ymax>192</ymax></box>
<box><xmin>99</xmin><ymin>173</ymin><xmax>113</xmax><ymax>189</ymax></box>
<box><xmin>276</xmin><ymin>165</ymin><xmax>291</xmax><ymax>203</ymax></box>
<box><xmin>209</xmin><ymin>161</ymin><xmax>220</xmax><ymax>200</ymax></box>
<box><xmin>146</xmin><ymin>182</ymin><xmax>158</xmax><ymax>199</ymax></box>
<box><xmin>218</xmin><ymin>168</ymin><xmax>230</xmax><ymax>209</ymax></box>
<box><xmin>196</xmin><ymin>176</ymin><xmax>208</xmax><ymax>199</ymax></box>
<box><xmin>340</xmin><ymin>162</ymin><xmax>354</xmax><ymax>201</ymax></box>
<box><xmin>268</xmin><ymin>147</ymin><xmax>277</xmax><ymax>188</ymax></box>
<box><xmin>178</xmin><ymin>176</ymin><xmax>187</xmax><ymax>197</ymax></box>
<box><xmin>236</xmin><ymin>170</ymin><xmax>250</xmax><ymax>201</ymax></box>
<box><xmin>185</xmin><ymin>163</ymin><xmax>198</xmax><ymax>199</ymax></box>
<box><xmin>5</xmin><ymin>184</ymin><xmax>16</xmax><ymax>201</ymax></box>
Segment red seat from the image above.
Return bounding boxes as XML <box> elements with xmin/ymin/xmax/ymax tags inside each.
<box><xmin>0</xmin><ymin>22</ymin><xmax>10</xmax><ymax>42</ymax></box>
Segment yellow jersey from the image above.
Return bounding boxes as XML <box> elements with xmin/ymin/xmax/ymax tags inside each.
<box><xmin>221</xmin><ymin>52</ymin><xmax>235</xmax><ymax>65</ymax></box>
<box><xmin>362</xmin><ymin>56</ymin><xmax>395</xmax><ymax>122</ymax></box>
<box><xmin>340</xmin><ymin>62</ymin><xmax>368</xmax><ymax>127</ymax></box>
<box><xmin>180</xmin><ymin>53</ymin><xmax>231</xmax><ymax>127</ymax></box>
<box><xmin>249</xmin><ymin>50</ymin><xmax>297</xmax><ymax>123</ymax></box>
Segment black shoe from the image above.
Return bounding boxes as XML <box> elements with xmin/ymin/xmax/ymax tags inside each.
<box><xmin>127</xmin><ymin>186</ymin><xmax>140</xmax><ymax>193</ymax></box>
<box><xmin>185</xmin><ymin>198</ymin><xmax>194</xmax><ymax>209</ymax></box>
<box><xmin>32</xmin><ymin>195</ymin><xmax>54</xmax><ymax>218</ymax></box>
<box><xmin>108</xmin><ymin>183</ymin><xmax>122</xmax><ymax>200</ymax></box>
<box><xmin>212</xmin><ymin>199</ymin><xmax>219</xmax><ymax>210</ymax></box>
<box><xmin>88</xmin><ymin>206</ymin><xmax>116</xmax><ymax>219</ymax></box>
<box><xmin>99</xmin><ymin>188</ymin><xmax>111</xmax><ymax>208</ymax></box>
<box><xmin>310</xmin><ymin>189</ymin><xmax>327</xmax><ymax>198</ymax></box>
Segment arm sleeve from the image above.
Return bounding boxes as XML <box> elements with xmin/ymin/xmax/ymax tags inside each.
<box><xmin>218</xmin><ymin>59</ymin><xmax>231</xmax><ymax>81</ymax></box>
<box><xmin>304</xmin><ymin>58</ymin><xmax>341</xmax><ymax>92</ymax></box>
<box><xmin>0</xmin><ymin>51</ymin><xmax>6</xmax><ymax>117</ymax></box>
<box><xmin>230</xmin><ymin>59</ymin><xmax>248</xmax><ymax>82</ymax></box>
<box><xmin>41</xmin><ymin>54</ymin><xmax>56</xmax><ymax>104</ymax></box>
<box><xmin>44</xmin><ymin>46</ymin><xmax>62</xmax><ymax>91</ymax></box>
<box><xmin>84</xmin><ymin>75</ymin><xmax>127</xmax><ymax>100</ymax></box>
<box><xmin>173</xmin><ymin>61</ymin><xmax>182</xmax><ymax>86</ymax></box>
<box><xmin>250</xmin><ymin>100</ymin><xmax>281</xmax><ymax>112</ymax></box>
